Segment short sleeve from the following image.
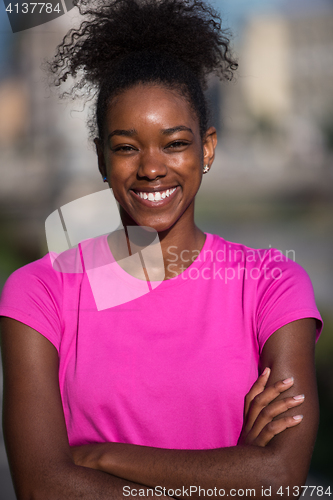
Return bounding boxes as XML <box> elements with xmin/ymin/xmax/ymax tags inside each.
<box><xmin>256</xmin><ymin>250</ymin><xmax>323</xmax><ymax>352</ymax></box>
<box><xmin>0</xmin><ymin>256</ymin><xmax>63</xmax><ymax>351</ymax></box>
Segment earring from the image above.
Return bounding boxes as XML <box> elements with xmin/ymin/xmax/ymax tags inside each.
<box><xmin>103</xmin><ymin>176</ymin><xmax>108</xmax><ymax>183</ymax></box>
<box><xmin>203</xmin><ymin>164</ymin><xmax>210</xmax><ymax>174</ymax></box>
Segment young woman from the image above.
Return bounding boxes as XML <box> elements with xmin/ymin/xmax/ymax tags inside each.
<box><xmin>0</xmin><ymin>1</ymin><xmax>322</xmax><ymax>498</ymax></box>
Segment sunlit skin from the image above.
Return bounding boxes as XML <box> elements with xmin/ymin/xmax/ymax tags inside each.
<box><xmin>95</xmin><ymin>84</ymin><xmax>217</xmax><ymax>278</ymax></box>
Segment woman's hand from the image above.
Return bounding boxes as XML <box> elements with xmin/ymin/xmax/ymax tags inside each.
<box><xmin>238</xmin><ymin>367</ymin><xmax>305</xmax><ymax>447</ymax></box>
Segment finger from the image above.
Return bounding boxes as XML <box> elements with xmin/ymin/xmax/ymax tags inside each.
<box><xmin>244</xmin><ymin>367</ymin><xmax>271</xmax><ymax>418</ymax></box>
<box><xmin>244</xmin><ymin>377</ymin><xmax>295</xmax><ymax>431</ymax></box>
<box><xmin>248</xmin><ymin>394</ymin><xmax>305</xmax><ymax>438</ymax></box>
<box><xmin>253</xmin><ymin>414</ymin><xmax>304</xmax><ymax>447</ymax></box>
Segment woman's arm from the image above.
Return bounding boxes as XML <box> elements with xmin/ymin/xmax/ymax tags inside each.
<box><xmin>0</xmin><ymin>317</ymin><xmax>171</xmax><ymax>500</ymax></box>
<box><xmin>71</xmin><ymin>318</ymin><xmax>319</xmax><ymax>499</ymax></box>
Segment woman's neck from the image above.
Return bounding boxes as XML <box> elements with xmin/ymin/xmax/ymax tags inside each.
<box><xmin>108</xmin><ymin>213</ymin><xmax>206</xmax><ymax>281</ymax></box>
<box><xmin>157</xmin><ymin>220</ymin><xmax>206</xmax><ymax>279</ymax></box>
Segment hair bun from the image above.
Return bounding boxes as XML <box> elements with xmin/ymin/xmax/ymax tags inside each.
<box><xmin>50</xmin><ymin>0</ymin><xmax>237</xmax><ymax>94</ymax></box>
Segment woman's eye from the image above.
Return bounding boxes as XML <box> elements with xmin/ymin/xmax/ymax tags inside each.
<box><xmin>167</xmin><ymin>141</ymin><xmax>189</xmax><ymax>149</ymax></box>
<box><xmin>113</xmin><ymin>145</ymin><xmax>135</xmax><ymax>152</ymax></box>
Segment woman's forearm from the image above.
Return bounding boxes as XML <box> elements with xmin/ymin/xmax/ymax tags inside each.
<box><xmin>72</xmin><ymin>372</ymin><xmax>313</xmax><ymax>500</ymax></box>
<box><xmin>23</xmin><ymin>461</ymin><xmax>171</xmax><ymax>500</ymax></box>
<box><xmin>74</xmin><ymin>442</ymin><xmax>289</xmax><ymax>499</ymax></box>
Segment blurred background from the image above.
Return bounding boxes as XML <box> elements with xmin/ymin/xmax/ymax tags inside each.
<box><xmin>0</xmin><ymin>0</ymin><xmax>332</xmax><ymax>497</ymax></box>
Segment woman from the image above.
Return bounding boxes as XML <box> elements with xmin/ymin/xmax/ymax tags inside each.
<box><xmin>0</xmin><ymin>0</ymin><xmax>322</xmax><ymax>498</ymax></box>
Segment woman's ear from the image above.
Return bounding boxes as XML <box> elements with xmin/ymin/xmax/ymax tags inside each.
<box><xmin>202</xmin><ymin>126</ymin><xmax>217</xmax><ymax>172</ymax></box>
<box><xmin>94</xmin><ymin>137</ymin><xmax>107</xmax><ymax>180</ymax></box>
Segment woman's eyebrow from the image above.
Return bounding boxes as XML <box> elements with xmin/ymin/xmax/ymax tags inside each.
<box><xmin>108</xmin><ymin>129</ymin><xmax>137</xmax><ymax>139</ymax></box>
<box><xmin>162</xmin><ymin>126</ymin><xmax>193</xmax><ymax>135</ymax></box>
<box><xmin>108</xmin><ymin>126</ymin><xmax>193</xmax><ymax>140</ymax></box>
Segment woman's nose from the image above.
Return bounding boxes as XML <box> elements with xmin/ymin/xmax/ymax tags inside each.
<box><xmin>137</xmin><ymin>151</ymin><xmax>168</xmax><ymax>180</ymax></box>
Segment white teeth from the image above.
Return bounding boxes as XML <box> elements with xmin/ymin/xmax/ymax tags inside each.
<box><xmin>136</xmin><ymin>187</ymin><xmax>176</xmax><ymax>201</ymax></box>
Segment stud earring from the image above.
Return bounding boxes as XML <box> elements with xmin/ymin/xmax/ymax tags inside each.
<box><xmin>203</xmin><ymin>164</ymin><xmax>210</xmax><ymax>174</ymax></box>
<box><xmin>103</xmin><ymin>176</ymin><xmax>108</xmax><ymax>183</ymax></box>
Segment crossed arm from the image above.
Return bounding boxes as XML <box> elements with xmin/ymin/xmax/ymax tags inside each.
<box><xmin>0</xmin><ymin>316</ymin><xmax>319</xmax><ymax>500</ymax></box>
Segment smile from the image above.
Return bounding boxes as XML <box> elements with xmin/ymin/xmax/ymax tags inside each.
<box><xmin>134</xmin><ymin>187</ymin><xmax>177</xmax><ymax>202</ymax></box>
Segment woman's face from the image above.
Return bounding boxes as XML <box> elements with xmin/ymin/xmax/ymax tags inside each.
<box><xmin>95</xmin><ymin>84</ymin><xmax>216</xmax><ymax>233</ymax></box>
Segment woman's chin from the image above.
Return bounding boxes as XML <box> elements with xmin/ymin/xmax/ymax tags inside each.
<box><xmin>131</xmin><ymin>221</ymin><xmax>174</xmax><ymax>235</ymax></box>
<box><xmin>119</xmin><ymin>212</ymin><xmax>175</xmax><ymax>234</ymax></box>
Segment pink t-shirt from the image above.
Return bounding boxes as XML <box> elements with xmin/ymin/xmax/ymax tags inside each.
<box><xmin>0</xmin><ymin>233</ymin><xmax>322</xmax><ymax>449</ymax></box>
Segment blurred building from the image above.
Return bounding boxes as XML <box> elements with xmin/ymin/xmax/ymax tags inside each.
<box><xmin>0</xmin><ymin>11</ymin><xmax>100</xmax><ymax>254</ymax></box>
<box><xmin>204</xmin><ymin>0</ymin><xmax>333</xmax><ymax>197</ymax></box>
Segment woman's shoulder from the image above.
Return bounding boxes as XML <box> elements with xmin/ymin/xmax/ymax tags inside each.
<box><xmin>4</xmin><ymin>239</ymin><xmax>89</xmax><ymax>281</ymax></box>
<box><xmin>0</xmin><ymin>254</ymin><xmax>67</xmax><ymax>350</ymax></box>
<box><xmin>207</xmin><ymin>234</ymin><xmax>322</xmax><ymax>345</ymax></box>
<box><xmin>207</xmin><ymin>233</ymin><xmax>318</xmax><ymax>307</ymax></box>
<box><xmin>208</xmin><ymin>232</ymin><xmax>301</xmax><ymax>268</ymax></box>
<box><xmin>0</xmin><ymin>247</ymin><xmax>84</xmax><ymax>331</ymax></box>
<box><xmin>1</xmin><ymin>248</ymin><xmax>79</xmax><ymax>289</ymax></box>
<box><xmin>1</xmin><ymin>253</ymin><xmax>57</xmax><ymax>292</ymax></box>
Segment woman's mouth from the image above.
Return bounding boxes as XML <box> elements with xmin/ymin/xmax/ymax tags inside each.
<box><xmin>131</xmin><ymin>187</ymin><xmax>178</xmax><ymax>205</ymax></box>
<box><xmin>135</xmin><ymin>187</ymin><xmax>176</xmax><ymax>201</ymax></box>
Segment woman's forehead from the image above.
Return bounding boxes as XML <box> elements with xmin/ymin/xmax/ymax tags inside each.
<box><xmin>105</xmin><ymin>84</ymin><xmax>200</xmax><ymax>131</ymax></box>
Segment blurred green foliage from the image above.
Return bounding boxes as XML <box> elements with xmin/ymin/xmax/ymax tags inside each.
<box><xmin>321</xmin><ymin>114</ymin><xmax>333</xmax><ymax>152</ymax></box>
<box><xmin>0</xmin><ymin>217</ymin><xmax>41</xmax><ymax>284</ymax></box>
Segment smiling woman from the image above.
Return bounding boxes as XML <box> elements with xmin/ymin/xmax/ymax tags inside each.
<box><xmin>96</xmin><ymin>84</ymin><xmax>214</xmax><ymax>251</ymax></box>
<box><xmin>0</xmin><ymin>1</ymin><xmax>324</xmax><ymax>499</ymax></box>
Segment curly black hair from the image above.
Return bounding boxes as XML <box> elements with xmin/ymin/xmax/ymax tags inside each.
<box><xmin>49</xmin><ymin>0</ymin><xmax>238</xmax><ymax>140</ymax></box>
